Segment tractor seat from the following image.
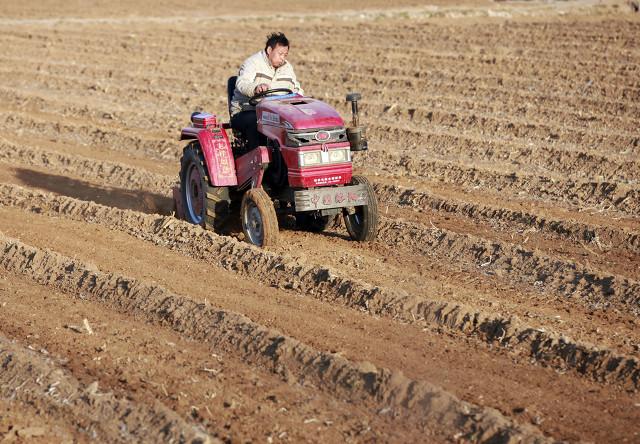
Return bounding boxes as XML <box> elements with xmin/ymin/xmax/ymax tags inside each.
<box><xmin>227</xmin><ymin>75</ymin><xmax>237</xmax><ymax>119</ymax></box>
<box><xmin>226</xmin><ymin>75</ymin><xmax>249</xmax><ymax>151</ymax></box>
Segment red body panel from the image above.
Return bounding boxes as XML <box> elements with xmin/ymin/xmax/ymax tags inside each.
<box><xmin>181</xmin><ymin>126</ymin><xmax>237</xmax><ymax>187</ymax></box>
<box><xmin>287</xmin><ymin>162</ymin><xmax>353</xmax><ymax>188</ymax></box>
<box><xmin>258</xmin><ymin>97</ymin><xmax>344</xmax><ymax>132</ymax></box>
<box><xmin>235</xmin><ymin>146</ymin><xmax>271</xmax><ymax>188</ymax></box>
<box><xmin>281</xmin><ymin>142</ymin><xmax>353</xmax><ymax>188</ymax></box>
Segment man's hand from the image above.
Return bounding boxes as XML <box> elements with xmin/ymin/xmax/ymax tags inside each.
<box><xmin>254</xmin><ymin>83</ymin><xmax>269</xmax><ymax>94</ymax></box>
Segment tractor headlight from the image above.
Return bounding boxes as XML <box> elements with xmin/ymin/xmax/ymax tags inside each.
<box><xmin>298</xmin><ymin>148</ymin><xmax>351</xmax><ymax>167</ymax></box>
<box><xmin>299</xmin><ymin>151</ymin><xmax>322</xmax><ymax>167</ymax></box>
<box><xmin>329</xmin><ymin>149</ymin><xmax>348</xmax><ymax>163</ymax></box>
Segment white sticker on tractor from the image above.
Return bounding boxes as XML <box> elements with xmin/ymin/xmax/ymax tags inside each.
<box><xmin>262</xmin><ymin>111</ymin><xmax>280</xmax><ymax>125</ymax></box>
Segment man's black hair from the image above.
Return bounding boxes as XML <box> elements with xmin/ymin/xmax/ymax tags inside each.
<box><xmin>265</xmin><ymin>32</ymin><xmax>289</xmax><ymax>52</ymax></box>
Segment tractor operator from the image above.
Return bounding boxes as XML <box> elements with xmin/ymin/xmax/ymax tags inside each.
<box><xmin>230</xmin><ymin>32</ymin><xmax>304</xmax><ymax>149</ymax></box>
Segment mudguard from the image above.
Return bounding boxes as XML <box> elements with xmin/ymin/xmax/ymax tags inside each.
<box><xmin>182</xmin><ymin>127</ymin><xmax>238</xmax><ymax>186</ymax></box>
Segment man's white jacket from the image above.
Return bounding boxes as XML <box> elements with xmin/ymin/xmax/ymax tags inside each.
<box><xmin>231</xmin><ymin>50</ymin><xmax>304</xmax><ymax>116</ymax></box>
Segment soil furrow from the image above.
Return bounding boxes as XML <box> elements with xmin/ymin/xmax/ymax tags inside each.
<box><xmin>307</xmin><ymin>76</ymin><xmax>640</xmax><ymax>121</ymax></box>
<box><xmin>1</xmin><ymin>265</ymin><xmax>421</xmax><ymax>442</ymax></box>
<box><xmin>0</xmin><ymin>111</ymin><xmax>178</xmax><ymax>160</ymax></box>
<box><xmin>364</xmin><ymin>151</ymin><xmax>640</xmax><ymax>216</ymax></box>
<box><xmin>373</xmin><ymin>182</ymin><xmax>640</xmax><ymax>255</ymax></box>
<box><xmin>2</xmin><ymin>63</ymin><xmax>638</xmax><ymax>152</ymax></box>
<box><xmin>0</xmin><ymin>3</ymin><xmax>638</xmax><ymax>441</ymax></box>
<box><xmin>2</xmin><ymin>183</ymin><xmax>639</xmax><ymax>391</ymax></box>
<box><xmin>364</xmin><ymin>122</ymin><xmax>639</xmax><ymax>182</ymax></box>
<box><xmin>2</xmin><ymin>29</ymin><xmax>628</xmax><ymax>119</ymax></box>
<box><xmin>4</xmin><ymin>71</ymin><xmax>638</xmax><ymax>165</ymax></box>
<box><xmin>5</xmin><ymin>53</ymin><xmax>639</xmax><ymax>122</ymax></box>
<box><xmin>6</xmin><ymin>43</ymin><xmax>638</xmax><ymax>97</ymax></box>
<box><xmin>0</xmin><ymin>233</ymin><xmax>549</xmax><ymax>443</ymax></box>
<box><xmin>1</xmin><ymin>83</ymin><xmax>637</xmax><ymax>186</ymax></box>
<box><xmin>4</xmin><ymin>77</ymin><xmax>639</xmax><ymax>142</ymax></box>
<box><xmin>0</xmin><ymin>335</ymin><xmax>217</xmax><ymax>443</ymax></box>
<box><xmin>4</xmin><ymin>25</ymin><xmax>639</xmax><ymax>87</ymax></box>
<box><xmin>374</xmin><ymin>214</ymin><xmax>640</xmax><ymax>316</ymax></box>
<box><xmin>0</xmin><ymin>141</ymin><xmax>174</xmax><ymax>194</ymax></box>
<box><xmin>3</xmin><ymin>141</ymin><xmax>637</xmax><ymax>315</ymax></box>
<box><xmin>352</xmin><ymin>103</ymin><xmax>640</xmax><ymax>158</ymax></box>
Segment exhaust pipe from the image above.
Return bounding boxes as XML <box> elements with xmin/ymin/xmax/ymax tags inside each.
<box><xmin>346</xmin><ymin>92</ymin><xmax>368</xmax><ymax>151</ymax></box>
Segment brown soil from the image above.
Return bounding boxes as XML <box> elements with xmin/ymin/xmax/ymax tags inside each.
<box><xmin>1</xmin><ymin>1</ymin><xmax>639</xmax><ymax>442</ymax></box>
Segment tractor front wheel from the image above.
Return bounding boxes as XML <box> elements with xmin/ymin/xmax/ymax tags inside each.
<box><xmin>241</xmin><ymin>188</ymin><xmax>279</xmax><ymax>247</ymax></box>
<box><xmin>180</xmin><ymin>143</ymin><xmax>230</xmax><ymax>231</ymax></box>
<box><xmin>343</xmin><ymin>175</ymin><xmax>378</xmax><ymax>242</ymax></box>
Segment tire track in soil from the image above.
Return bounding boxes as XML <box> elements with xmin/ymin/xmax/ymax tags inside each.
<box><xmin>0</xmin><ymin>335</ymin><xmax>218</xmax><ymax>444</ymax></box>
<box><xmin>0</xmin><ymin>233</ymin><xmax>550</xmax><ymax>444</ymax></box>
<box><xmin>2</xmin><ymin>183</ymin><xmax>639</xmax><ymax>391</ymax></box>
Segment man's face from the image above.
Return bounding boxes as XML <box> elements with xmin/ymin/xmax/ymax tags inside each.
<box><xmin>266</xmin><ymin>44</ymin><xmax>289</xmax><ymax>68</ymax></box>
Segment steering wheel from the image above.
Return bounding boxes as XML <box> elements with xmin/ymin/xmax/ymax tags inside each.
<box><xmin>249</xmin><ymin>88</ymin><xmax>294</xmax><ymax>106</ymax></box>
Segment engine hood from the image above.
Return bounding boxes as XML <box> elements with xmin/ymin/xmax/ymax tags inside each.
<box><xmin>257</xmin><ymin>97</ymin><xmax>344</xmax><ymax>130</ymax></box>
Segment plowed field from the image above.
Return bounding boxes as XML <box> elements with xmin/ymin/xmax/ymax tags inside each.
<box><xmin>1</xmin><ymin>0</ymin><xmax>639</xmax><ymax>442</ymax></box>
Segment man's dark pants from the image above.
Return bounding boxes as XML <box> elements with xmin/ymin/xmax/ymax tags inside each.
<box><xmin>230</xmin><ymin>110</ymin><xmax>265</xmax><ymax>149</ymax></box>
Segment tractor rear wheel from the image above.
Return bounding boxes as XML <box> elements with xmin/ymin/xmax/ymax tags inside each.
<box><xmin>241</xmin><ymin>188</ymin><xmax>279</xmax><ymax>247</ymax></box>
<box><xmin>180</xmin><ymin>142</ymin><xmax>230</xmax><ymax>231</ymax></box>
<box><xmin>343</xmin><ymin>175</ymin><xmax>378</xmax><ymax>242</ymax></box>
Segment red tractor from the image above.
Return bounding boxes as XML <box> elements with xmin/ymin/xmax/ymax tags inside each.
<box><xmin>172</xmin><ymin>77</ymin><xmax>378</xmax><ymax>247</ymax></box>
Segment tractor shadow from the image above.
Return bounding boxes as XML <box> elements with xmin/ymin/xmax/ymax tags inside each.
<box><xmin>221</xmin><ymin>212</ymin><xmax>351</xmax><ymax>241</ymax></box>
<box><xmin>14</xmin><ymin>168</ymin><xmax>173</xmax><ymax>215</ymax></box>
<box><xmin>276</xmin><ymin>214</ymin><xmax>351</xmax><ymax>241</ymax></box>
